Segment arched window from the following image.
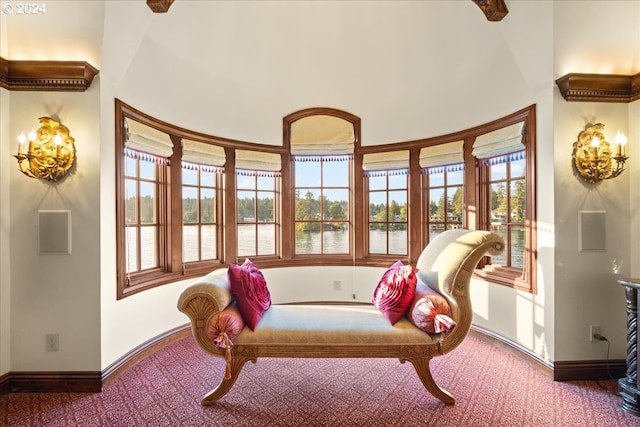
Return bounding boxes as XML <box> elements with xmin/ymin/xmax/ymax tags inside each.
<box><xmin>283</xmin><ymin>108</ymin><xmax>360</xmax><ymax>263</ymax></box>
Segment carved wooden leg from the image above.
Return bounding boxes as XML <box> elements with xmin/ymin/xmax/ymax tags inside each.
<box><xmin>201</xmin><ymin>357</ymin><xmax>254</xmax><ymax>406</ymax></box>
<box><xmin>404</xmin><ymin>357</ymin><xmax>455</xmax><ymax>405</ymax></box>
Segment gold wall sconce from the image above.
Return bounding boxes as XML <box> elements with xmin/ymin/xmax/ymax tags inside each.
<box><xmin>572</xmin><ymin>123</ymin><xmax>628</xmax><ymax>183</ymax></box>
<box><xmin>14</xmin><ymin>117</ymin><xmax>76</xmax><ymax>182</ymax></box>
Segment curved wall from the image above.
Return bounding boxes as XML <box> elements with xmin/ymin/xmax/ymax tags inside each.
<box><xmin>99</xmin><ymin>1</ymin><xmax>557</xmax><ymax>368</ymax></box>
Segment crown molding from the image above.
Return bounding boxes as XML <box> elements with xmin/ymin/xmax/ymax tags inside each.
<box><xmin>556</xmin><ymin>72</ymin><xmax>640</xmax><ymax>103</ymax></box>
<box><xmin>147</xmin><ymin>0</ymin><xmax>175</xmax><ymax>13</ymax></box>
<box><xmin>0</xmin><ymin>57</ymin><xmax>99</xmax><ymax>92</ymax></box>
<box><xmin>471</xmin><ymin>0</ymin><xmax>508</xmax><ymax>22</ymax></box>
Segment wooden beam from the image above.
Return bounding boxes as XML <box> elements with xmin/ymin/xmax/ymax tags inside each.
<box><xmin>0</xmin><ymin>57</ymin><xmax>99</xmax><ymax>92</ymax></box>
<box><xmin>471</xmin><ymin>0</ymin><xmax>509</xmax><ymax>22</ymax></box>
<box><xmin>556</xmin><ymin>72</ymin><xmax>640</xmax><ymax>103</ymax></box>
<box><xmin>147</xmin><ymin>0</ymin><xmax>175</xmax><ymax>13</ymax></box>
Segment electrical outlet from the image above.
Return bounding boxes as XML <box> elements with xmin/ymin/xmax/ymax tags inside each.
<box><xmin>333</xmin><ymin>280</ymin><xmax>342</xmax><ymax>291</ymax></box>
<box><xmin>590</xmin><ymin>325</ymin><xmax>601</xmax><ymax>342</ymax></box>
<box><xmin>46</xmin><ymin>333</ymin><xmax>59</xmax><ymax>352</ymax></box>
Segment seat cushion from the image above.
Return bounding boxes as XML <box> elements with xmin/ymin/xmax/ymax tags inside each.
<box><xmin>232</xmin><ymin>304</ymin><xmax>436</xmax><ymax>346</ymax></box>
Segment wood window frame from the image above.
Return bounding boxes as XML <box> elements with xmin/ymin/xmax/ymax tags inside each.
<box><xmin>180</xmin><ymin>162</ymin><xmax>225</xmax><ymax>272</ymax></box>
<box><xmin>115</xmin><ymin>101</ymin><xmax>536</xmax><ymax>297</ymax></box>
<box><xmin>365</xmin><ymin>171</ymin><xmax>410</xmax><ymax>258</ymax></box>
<box><xmin>235</xmin><ymin>171</ymin><xmax>281</xmax><ymax>260</ymax></box>
<box><xmin>469</xmin><ymin>105</ymin><xmax>537</xmax><ymax>293</ymax></box>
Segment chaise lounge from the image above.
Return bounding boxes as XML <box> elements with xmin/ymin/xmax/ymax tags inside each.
<box><xmin>177</xmin><ymin>228</ymin><xmax>504</xmax><ymax>406</ymax></box>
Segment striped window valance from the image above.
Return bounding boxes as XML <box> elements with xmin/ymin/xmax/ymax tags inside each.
<box><xmin>293</xmin><ymin>154</ymin><xmax>352</xmax><ymax>162</ymax></box>
<box><xmin>419</xmin><ymin>140</ymin><xmax>464</xmax><ymax>170</ymax></box>
<box><xmin>124</xmin><ymin>118</ymin><xmax>174</xmax><ymax>158</ymax></box>
<box><xmin>124</xmin><ymin>148</ymin><xmax>170</xmax><ymax>165</ymax></box>
<box><xmin>290</xmin><ymin>115</ymin><xmax>355</xmax><ymax>156</ymax></box>
<box><xmin>478</xmin><ymin>150</ymin><xmax>525</xmax><ymax>167</ymax></box>
<box><xmin>182</xmin><ymin>139</ymin><xmax>226</xmax><ymax>167</ymax></box>
<box><xmin>363</xmin><ymin>151</ymin><xmax>409</xmax><ymax>176</ymax></box>
<box><xmin>181</xmin><ymin>162</ymin><xmax>224</xmax><ymax>173</ymax></box>
<box><xmin>424</xmin><ymin>163</ymin><xmax>465</xmax><ymax>175</ymax></box>
<box><xmin>236</xmin><ymin>150</ymin><xmax>281</xmax><ymax>176</ymax></box>
<box><xmin>472</xmin><ymin>121</ymin><xmax>525</xmax><ymax>159</ymax></box>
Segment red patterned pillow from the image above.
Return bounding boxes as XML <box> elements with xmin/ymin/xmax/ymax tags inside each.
<box><xmin>372</xmin><ymin>260</ymin><xmax>418</xmax><ymax>325</ymax></box>
<box><xmin>407</xmin><ymin>283</ymin><xmax>456</xmax><ymax>334</ymax></box>
<box><xmin>206</xmin><ymin>305</ymin><xmax>245</xmax><ymax>348</ymax></box>
<box><xmin>228</xmin><ymin>259</ymin><xmax>271</xmax><ymax>330</ymax></box>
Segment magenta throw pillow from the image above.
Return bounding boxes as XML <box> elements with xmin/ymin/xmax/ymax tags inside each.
<box><xmin>372</xmin><ymin>260</ymin><xmax>417</xmax><ymax>325</ymax></box>
<box><xmin>407</xmin><ymin>283</ymin><xmax>456</xmax><ymax>334</ymax></box>
<box><xmin>228</xmin><ymin>259</ymin><xmax>271</xmax><ymax>330</ymax></box>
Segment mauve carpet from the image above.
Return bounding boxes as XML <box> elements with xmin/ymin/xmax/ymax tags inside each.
<box><xmin>0</xmin><ymin>334</ymin><xmax>637</xmax><ymax>426</ymax></box>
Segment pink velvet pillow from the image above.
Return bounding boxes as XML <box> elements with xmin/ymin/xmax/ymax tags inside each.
<box><xmin>206</xmin><ymin>305</ymin><xmax>245</xmax><ymax>348</ymax></box>
<box><xmin>372</xmin><ymin>260</ymin><xmax>417</xmax><ymax>325</ymax></box>
<box><xmin>407</xmin><ymin>283</ymin><xmax>456</xmax><ymax>334</ymax></box>
<box><xmin>228</xmin><ymin>259</ymin><xmax>271</xmax><ymax>330</ymax></box>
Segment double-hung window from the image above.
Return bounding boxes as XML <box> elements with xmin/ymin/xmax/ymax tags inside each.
<box><xmin>235</xmin><ymin>150</ymin><xmax>281</xmax><ymax>259</ymax></box>
<box><xmin>363</xmin><ymin>151</ymin><xmax>409</xmax><ymax>256</ymax></box>
<box><xmin>181</xmin><ymin>139</ymin><xmax>225</xmax><ymax>267</ymax></box>
<box><xmin>472</xmin><ymin>116</ymin><xmax>535</xmax><ymax>292</ymax></box>
<box><xmin>117</xmin><ymin>116</ymin><xmax>174</xmax><ymax>297</ymax></box>
<box><xmin>293</xmin><ymin>156</ymin><xmax>350</xmax><ymax>254</ymax></box>
<box><xmin>420</xmin><ymin>141</ymin><xmax>465</xmax><ymax>242</ymax></box>
<box><xmin>288</xmin><ymin>112</ymin><xmax>356</xmax><ymax>257</ymax></box>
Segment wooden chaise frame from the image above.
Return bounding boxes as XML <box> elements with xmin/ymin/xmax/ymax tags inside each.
<box><xmin>177</xmin><ymin>229</ymin><xmax>504</xmax><ymax>406</ymax></box>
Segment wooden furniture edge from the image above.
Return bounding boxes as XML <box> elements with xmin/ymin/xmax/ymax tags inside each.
<box><xmin>556</xmin><ymin>72</ymin><xmax>640</xmax><ymax>103</ymax></box>
<box><xmin>0</xmin><ymin>57</ymin><xmax>99</xmax><ymax>92</ymax></box>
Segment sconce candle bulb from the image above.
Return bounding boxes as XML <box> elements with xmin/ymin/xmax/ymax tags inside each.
<box><xmin>572</xmin><ymin>123</ymin><xmax>629</xmax><ymax>183</ymax></box>
<box><xmin>13</xmin><ymin>117</ymin><xmax>76</xmax><ymax>182</ymax></box>
<box><xmin>615</xmin><ymin>131</ymin><xmax>627</xmax><ymax>156</ymax></box>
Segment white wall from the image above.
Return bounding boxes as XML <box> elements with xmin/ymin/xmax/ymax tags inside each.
<box><xmin>0</xmin><ymin>86</ymin><xmax>10</xmax><ymax>377</ymax></box>
<box><xmin>1</xmin><ymin>1</ymin><xmax>105</xmax><ymax>372</ymax></box>
<box><xmin>551</xmin><ymin>1</ymin><xmax>640</xmax><ymax>361</ymax></box>
<box><xmin>97</xmin><ymin>0</ymin><xmax>559</xmax><ymax>368</ymax></box>
<box><xmin>4</xmin><ymin>1</ymin><xmax>640</xmax><ymax>375</ymax></box>
<box><xmin>630</xmin><ymin>100</ymin><xmax>640</xmax><ymax>278</ymax></box>
<box><xmin>7</xmin><ymin>90</ymin><xmax>103</xmax><ymax>371</ymax></box>
<box><xmin>0</xmin><ymin>0</ymin><xmax>10</xmax><ymax>378</ymax></box>
<box><xmin>552</xmin><ymin>95</ymin><xmax>630</xmax><ymax>361</ymax></box>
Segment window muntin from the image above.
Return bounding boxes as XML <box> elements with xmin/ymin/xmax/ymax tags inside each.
<box><xmin>116</xmin><ymin>101</ymin><xmax>535</xmax><ymax>297</ymax></box>
<box><xmin>294</xmin><ymin>157</ymin><xmax>350</xmax><ymax>255</ymax></box>
<box><xmin>424</xmin><ymin>165</ymin><xmax>464</xmax><ymax>242</ymax></box>
<box><xmin>124</xmin><ymin>150</ymin><xmax>162</xmax><ymax>275</ymax></box>
<box><xmin>368</xmin><ymin>171</ymin><xmax>408</xmax><ymax>255</ymax></box>
<box><xmin>486</xmin><ymin>153</ymin><xmax>526</xmax><ymax>269</ymax></box>
<box><xmin>182</xmin><ymin>162</ymin><xmax>221</xmax><ymax>263</ymax></box>
<box><xmin>237</xmin><ymin>171</ymin><xmax>279</xmax><ymax>257</ymax></box>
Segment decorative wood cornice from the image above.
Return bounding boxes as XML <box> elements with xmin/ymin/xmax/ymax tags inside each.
<box><xmin>147</xmin><ymin>0</ymin><xmax>175</xmax><ymax>13</ymax></box>
<box><xmin>471</xmin><ymin>0</ymin><xmax>509</xmax><ymax>22</ymax></box>
<box><xmin>0</xmin><ymin>57</ymin><xmax>99</xmax><ymax>92</ymax></box>
<box><xmin>556</xmin><ymin>72</ymin><xmax>640</xmax><ymax>103</ymax></box>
